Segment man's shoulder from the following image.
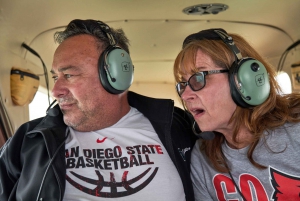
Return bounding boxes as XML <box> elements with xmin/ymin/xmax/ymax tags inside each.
<box><xmin>18</xmin><ymin>117</ymin><xmax>44</xmax><ymax>133</ymax></box>
<box><xmin>173</xmin><ymin>107</ymin><xmax>193</xmax><ymax>126</ymax></box>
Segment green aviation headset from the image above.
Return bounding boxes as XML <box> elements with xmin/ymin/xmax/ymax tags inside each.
<box><xmin>96</xmin><ymin>21</ymin><xmax>134</xmax><ymax>94</ymax></box>
<box><xmin>213</xmin><ymin>29</ymin><xmax>270</xmax><ymax>107</ymax></box>
<box><xmin>183</xmin><ymin>28</ymin><xmax>270</xmax><ymax>108</ymax></box>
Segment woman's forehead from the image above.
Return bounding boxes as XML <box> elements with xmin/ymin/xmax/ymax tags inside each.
<box><xmin>178</xmin><ymin>61</ymin><xmax>196</xmax><ymax>77</ymax></box>
<box><xmin>179</xmin><ymin>49</ymin><xmax>198</xmax><ymax>73</ymax></box>
<box><xmin>180</xmin><ymin>49</ymin><xmax>213</xmax><ymax>73</ymax></box>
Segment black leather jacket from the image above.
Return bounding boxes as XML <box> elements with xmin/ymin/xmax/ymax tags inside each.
<box><xmin>0</xmin><ymin>91</ymin><xmax>196</xmax><ymax>201</ymax></box>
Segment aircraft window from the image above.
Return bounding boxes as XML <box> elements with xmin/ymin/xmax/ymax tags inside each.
<box><xmin>275</xmin><ymin>71</ymin><xmax>292</xmax><ymax>94</ymax></box>
<box><xmin>29</xmin><ymin>91</ymin><xmax>53</xmax><ymax>120</ymax></box>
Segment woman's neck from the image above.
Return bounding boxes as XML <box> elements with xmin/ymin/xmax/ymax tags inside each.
<box><xmin>223</xmin><ymin>125</ymin><xmax>253</xmax><ymax>149</ymax></box>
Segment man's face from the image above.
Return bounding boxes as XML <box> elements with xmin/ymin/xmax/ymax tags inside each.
<box><xmin>51</xmin><ymin>34</ymin><xmax>127</xmax><ymax>131</ymax></box>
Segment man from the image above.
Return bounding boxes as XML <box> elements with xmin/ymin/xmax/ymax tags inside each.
<box><xmin>0</xmin><ymin>19</ymin><xmax>196</xmax><ymax>201</ymax></box>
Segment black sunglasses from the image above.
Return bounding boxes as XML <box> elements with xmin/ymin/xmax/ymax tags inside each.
<box><xmin>176</xmin><ymin>69</ymin><xmax>229</xmax><ymax>96</ymax></box>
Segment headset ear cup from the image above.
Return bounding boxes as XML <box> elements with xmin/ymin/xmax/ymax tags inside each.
<box><xmin>98</xmin><ymin>46</ymin><xmax>134</xmax><ymax>94</ymax></box>
<box><xmin>238</xmin><ymin>58</ymin><xmax>270</xmax><ymax>105</ymax></box>
<box><xmin>229</xmin><ymin>58</ymin><xmax>270</xmax><ymax>107</ymax></box>
<box><xmin>229</xmin><ymin>63</ymin><xmax>252</xmax><ymax>108</ymax></box>
<box><xmin>212</xmin><ymin>29</ymin><xmax>270</xmax><ymax>107</ymax></box>
<box><xmin>99</xmin><ymin>46</ymin><xmax>115</xmax><ymax>93</ymax></box>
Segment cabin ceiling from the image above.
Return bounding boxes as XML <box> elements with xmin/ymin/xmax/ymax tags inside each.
<box><xmin>1</xmin><ymin>0</ymin><xmax>300</xmax><ymax>105</ymax></box>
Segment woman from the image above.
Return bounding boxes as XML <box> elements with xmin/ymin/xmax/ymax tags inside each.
<box><xmin>174</xmin><ymin>28</ymin><xmax>300</xmax><ymax>200</ymax></box>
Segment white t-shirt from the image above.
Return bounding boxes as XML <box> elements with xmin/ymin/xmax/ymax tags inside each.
<box><xmin>63</xmin><ymin>107</ymin><xmax>185</xmax><ymax>201</ymax></box>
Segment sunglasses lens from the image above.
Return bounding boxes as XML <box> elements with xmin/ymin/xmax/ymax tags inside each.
<box><xmin>176</xmin><ymin>83</ymin><xmax>186</xmax><ymax>96</ymax></box>
<box><xmin>176</xmin><ymin>73</ymin><xmax>206</xmax><ymax>96</ymax></box>
<box><xmin>190</xmin><ymin>73</ymin><xmax>205</xmax><ymax>91</ymax></box>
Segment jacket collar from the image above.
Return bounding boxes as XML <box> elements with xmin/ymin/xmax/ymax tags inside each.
<box><xmin>128</xmin><ymin>91</ymin><xmax>174</xmax><ymax>123</ymax></box>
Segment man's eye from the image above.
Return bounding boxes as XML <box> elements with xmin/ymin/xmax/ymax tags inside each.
<box><xmin>52</xmin><ymin>76</ymin><xmax>58</xmax><ymax>81</ymax></box>
<box><xmin>65</xmin><ymin>74</ymin><xmax>72</xmax><ymax>78</ymax></box>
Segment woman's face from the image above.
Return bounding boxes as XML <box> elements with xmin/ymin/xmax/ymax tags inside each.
<box><xmin>180</xmin><ymin>49</ymin><xmax>237</xmax><ymax>134</ymax></box>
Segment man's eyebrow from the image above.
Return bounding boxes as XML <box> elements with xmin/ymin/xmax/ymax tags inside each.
<box><xmin>50</xmin><ymin>66</ymin><xmax>79</xmax><ymax>74</ymax></box>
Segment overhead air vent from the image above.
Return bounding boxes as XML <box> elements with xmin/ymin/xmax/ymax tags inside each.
<box><xmin>183</xmin><ymin>3</ymin><xmax>228</xmax><ymax>15</ymax></box>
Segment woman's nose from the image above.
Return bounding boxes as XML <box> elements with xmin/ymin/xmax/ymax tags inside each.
<box><xmin>180</xmin><ymin>84</ymin><xmax>196</xmax><ymax>101</ymax></box>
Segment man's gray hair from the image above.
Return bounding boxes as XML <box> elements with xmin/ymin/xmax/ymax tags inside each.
<box><xmin>54</xmin><ymin>19</ymin><xmax>130</xmax><ymax>54</ymax></box>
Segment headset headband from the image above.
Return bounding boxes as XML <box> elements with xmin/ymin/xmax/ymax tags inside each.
<box><xmin>182</xmin><ymin>28</ymin><xmax>225</xmax><ymax>47</ymax></box>
<box><xmin>182</xmin><ymin>28</ymin><xmax>242</xmax><ymax>61</ymax></box>
<box><xmin>70</xmin><ymin>19</ymin><xmax>117</xmax><ymax>46</ymax></box>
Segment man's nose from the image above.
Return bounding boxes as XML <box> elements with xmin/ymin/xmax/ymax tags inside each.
<box><xmin>51</xmin><ymin>78</ymin><xmax>68</xmax><ymax>98</ymax></box>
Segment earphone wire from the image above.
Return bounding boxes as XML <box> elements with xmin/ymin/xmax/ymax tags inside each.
<box><xmin>36</xmin><ymin>128</ymin><xmax>70</xmax><ymax>201</ymax></box>
<box><xmin>220</xmin><ymin>148</ymin><xmax>247</xmax><ymax>201</ymax></box>
<box><xmin>227</xmin><ymin>169</ymin><xmax>247</xmax><ymax>201</ymax></box>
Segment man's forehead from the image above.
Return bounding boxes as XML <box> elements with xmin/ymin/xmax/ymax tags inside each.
<box><xmin>50</xmin><ymin>66</ymin><xmax>80</xmax><ymax>74</ymax></box>
<box><xmin>56</xmin><ymin>34</ymin><xmax>102</xmax><ymax>52</ymax></box>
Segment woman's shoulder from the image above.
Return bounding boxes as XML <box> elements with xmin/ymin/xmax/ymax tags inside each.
<box><xmin>271</xmin><ymin>122</ymin><xmax>300</xmax><ymax>143</ymax></box>
<box><xmin>281</xmin><ymin>122</ymin><xmax>300</xmax><ymax>132</ymax></box>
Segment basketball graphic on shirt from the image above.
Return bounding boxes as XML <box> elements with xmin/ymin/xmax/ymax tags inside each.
<box><xmin>65</xmin><ymin>144</ymin><xmax>162</xmax><ymax>197</ymax></box>
<box><xmin>63</xmin><ymin>107</ymin><xmax>185</xmax><ymax>200</ymax></box>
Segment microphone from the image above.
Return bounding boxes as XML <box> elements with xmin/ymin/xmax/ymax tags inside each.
<box><xmin>46</xmin><ymin>100</ymin><xmax>59</xmax><ymax>117</ymax></box>
<box><xmin>192</xmin><ymin>121</ymin><xmax>215</xmax><ymax>140</ymax></box>
<box><xmin>195</xmin><ymin>131</ymin><xmax>215</xmax><ymax>140</ymax></box>
<box><xmin>105</xmin><ymin>65</ymin><xmax>116</xmax><ymax>82</ymax></box>
<box><xmin>47</xmin><ymin>108</ymin><xmax>59</xmax><ymax>117</ymax></box>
